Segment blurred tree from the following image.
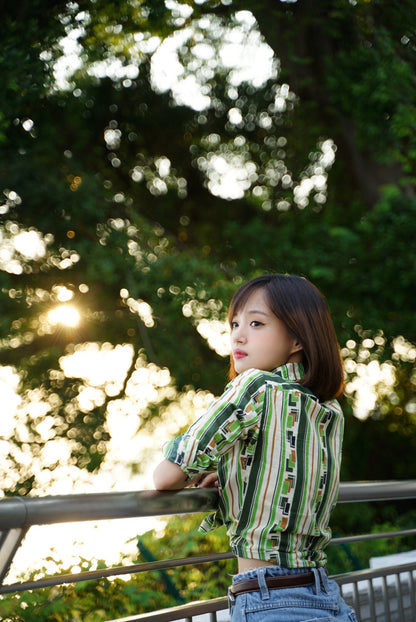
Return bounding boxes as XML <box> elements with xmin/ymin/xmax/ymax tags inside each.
<box><xmin>1</xmin><ymin>0</ymin><xmax>415</xmax><ymax>496</ymax></box>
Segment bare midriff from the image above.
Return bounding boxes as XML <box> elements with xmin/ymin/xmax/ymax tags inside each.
<box><xmin>237</xmin><ymin>557</ymin><xmax>277</xmax><ymax>573</ymax></box>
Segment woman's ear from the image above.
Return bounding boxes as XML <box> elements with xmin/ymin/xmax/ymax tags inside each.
<box><xmin>288</xmin><ymin>339</ymin><xmax>303</xmax><ymax>363</ymax></box>
<box><xmin>292</xmin><ymin>339</ymin><xmax>303</xmax><ymax>354</ymax></box>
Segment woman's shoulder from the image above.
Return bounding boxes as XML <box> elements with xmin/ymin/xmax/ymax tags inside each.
<box><xmin>222</xmin><ymin>368</ymin><xmax>268</xmax><ymax>396</ymax></box>
<box><xmin>226</xmin><ymin>367</ymin><xmax>293</xmax><ymax>395</ymax></box>
<box><xmin>228</xmin><ymin>367</ymin><xmax>273</xmax><ymax>386</ymax></box>
<box><xmin>228</xmin><ymin>367</ymin><xmax>340</xmax><ymax>404</ymax></box>
<box><xmin>323</xmin><ymin>397</ymin><xmax>343</xmax><ymax>416</ymax></box>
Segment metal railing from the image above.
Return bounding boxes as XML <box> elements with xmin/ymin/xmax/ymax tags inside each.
<box><xmin>0</xmin><ymin>481</ymin><xmax>416</xmax><ymax>621</ymax></box>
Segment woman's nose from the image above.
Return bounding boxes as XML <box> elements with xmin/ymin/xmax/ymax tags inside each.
<box><xmin>233</xmin><ymin>326</ymin><xmax>246</xmax><ymax>343</ymax></box>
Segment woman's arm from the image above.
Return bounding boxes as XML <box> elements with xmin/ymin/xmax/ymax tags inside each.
<box><xmin>153</xmin><ymin>459</ymin><xmax>219</xmax><ymax>490</ymax></box>
<box><xmin>154</xmin><ymin>372</ymin><xmax>260</xmax><ymax>491</ymax></box>
<box><xmin>153</xmin><ymin>459</ymin><xmax>188</xmax><ymax>490</ymax></box>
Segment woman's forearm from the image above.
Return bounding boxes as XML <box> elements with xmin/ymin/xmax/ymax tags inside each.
<box><xmin>153</xmin><ymin>458</ymin><xmax>188</xmax><ymax>490</ymax></box>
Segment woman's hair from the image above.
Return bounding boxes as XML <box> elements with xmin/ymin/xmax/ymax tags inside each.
<box><xmin>228</xmin><ymin>273</ymin><xmax>344</xmax><ymax>401</ymax></box>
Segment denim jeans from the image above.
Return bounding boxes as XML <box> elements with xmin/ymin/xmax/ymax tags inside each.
<box><xmin>229</xmin><ymin>566</ymin><xmax>359</xmax><ymax>622</ymax></box>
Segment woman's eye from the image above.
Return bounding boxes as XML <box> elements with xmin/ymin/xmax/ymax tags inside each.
<box><xmin>230</xmin><ymin>321</ymin><xmax>238</xmax><ymax>329</ymax></box>
<box><xmin>251</xmin><ymin>321</ymin><xmax>263</xmax><ymax>327</ymax></box>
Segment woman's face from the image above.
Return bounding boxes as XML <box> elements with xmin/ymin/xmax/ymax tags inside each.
<box><xmin>230</xmin><ymin>288</ymin><xmax>302</xmax><ymax>375</ymax></box>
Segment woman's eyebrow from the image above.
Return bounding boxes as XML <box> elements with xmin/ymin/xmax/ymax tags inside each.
<box><xmin>247</xmin><ymin>309</ymin><xmax>269</xmax><ymax>316</ymax></box>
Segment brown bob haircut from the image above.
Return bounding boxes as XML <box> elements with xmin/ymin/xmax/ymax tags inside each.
<box><xmin>228</xmin><ymin>273</ymin><xmax>344</xmax><ymax>402</ymax></box>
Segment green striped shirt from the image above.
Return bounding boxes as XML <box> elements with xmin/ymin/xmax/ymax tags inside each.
<box><xmin>164</xmin><ymin>363</ymin><xmax>344</xmax><ymax>568</ymax></box>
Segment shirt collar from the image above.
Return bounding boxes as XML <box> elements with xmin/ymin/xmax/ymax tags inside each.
<box><xmin>273</xmin><ymin>362</ymin><xmax>305</xmax><ymax>382</ymax></box>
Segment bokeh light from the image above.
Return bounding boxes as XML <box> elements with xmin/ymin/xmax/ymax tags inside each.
<box><xmin>48</xmin><ymin>305</ymin><xmax>81</xmax><ymax>327</ymax></box>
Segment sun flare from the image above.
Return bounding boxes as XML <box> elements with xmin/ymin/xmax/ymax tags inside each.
<box><xmin>48</xmin><ymin>304</ymin><xmax>81</xmax><ymax>327</ymax></box>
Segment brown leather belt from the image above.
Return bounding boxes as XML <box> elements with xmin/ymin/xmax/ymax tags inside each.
<box><xmin>229</xmin><ymin>571</ymin><xmax>315</xmax><ymax>597</ymax></box>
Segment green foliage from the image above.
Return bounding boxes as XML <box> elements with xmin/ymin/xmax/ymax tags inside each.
<box><xmin>1</xmin><ymin>0</ymin><xmax>415</xmax><ymax>494</ymax></box>
<box><xmin>139</xmin><ymin>514</ymin><xmax>236</xmax><ymax>601</ymax></box>
<box><xmin>328</xmin><ymin>507</ymin><xmax>416</xmax><ymax>575</ymax></box>
<box><xmin>0</xmin><ymin>515</ymin><xmax>235</xmax><ymax>620</ymax></box>
<box><xmin>0</xmin><ymin>564</ymin><xmax>171</xmax><ymax>621</ymax></box>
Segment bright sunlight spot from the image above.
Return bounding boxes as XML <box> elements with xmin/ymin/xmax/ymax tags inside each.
<box><xmin>48</xmin><ymin>304</ymin><xmax>81</xmax><ymax>327</ymax></box>
<box><xmin>196</xmin><ymin>319</ymin><xmax>230</xmax><ymax>357</ymax></box>
<box><xmin>60</xmin><ymin>342</ymin><xmax>134</xmax><ymax>388</ymax></box>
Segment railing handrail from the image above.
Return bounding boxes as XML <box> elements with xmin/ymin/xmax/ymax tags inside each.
<box><xmin>1</xmin><ymin>480</ymin><xmax>416</xmax><ymax>606</ymax></box>
<box><xmin>1</xmin><ymin>480</ymin><xmax>416</xmax><ymax>530</ymax></box>
<box><xmin>0</xmin><ymin>489</ymin><xmax>218</xmax><ymax>530</ymax></box>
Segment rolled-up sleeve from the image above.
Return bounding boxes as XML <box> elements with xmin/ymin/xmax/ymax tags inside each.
<box><xmin>163</xmin><ymin>371</ymin><xmax>262</xmax><ymax>479</ymax></box>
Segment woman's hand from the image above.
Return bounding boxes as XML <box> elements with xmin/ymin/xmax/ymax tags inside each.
<box><xmin>196</xmin><ymin>472</ymin><xmax>219</xmax><ymax>488</ymax></box>
<box><xmin>153</xmin><ymin>460</ymin><xmax>219</xmax><ymax>490</ymax></box>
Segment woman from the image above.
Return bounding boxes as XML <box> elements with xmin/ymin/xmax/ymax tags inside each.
<box><xmin>153</xmin><ymin>273</ymin><xmax>358</xmax><ymax>621</ymax></box>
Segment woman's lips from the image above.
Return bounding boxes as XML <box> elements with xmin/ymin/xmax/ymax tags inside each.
<box><xmin>233</xmin><ymin>349</ymin><xmax>247</xmax><ymax>359</ymax></box>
